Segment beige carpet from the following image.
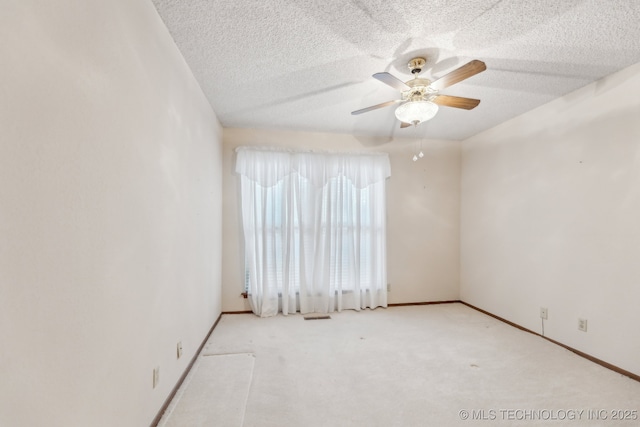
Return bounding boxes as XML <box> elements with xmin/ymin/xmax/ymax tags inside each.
<box><xmin>162</xmin><ymin>303</ymin><xmax>640</xmax><ymax>426</ymax></box>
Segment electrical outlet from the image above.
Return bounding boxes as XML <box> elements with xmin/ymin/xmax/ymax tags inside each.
<box><xmin>177</xmin><ymin>341</ymin><xmax>183</xmax><ymax>359</ymax></box>
<box><xmin>387</xmin><ymin>283</ymin><xmax>390</xmax><ymax>292</ymax></box>
<box><xmin>153</xmin><ymin>366</ymin><xmax>160</xmax><ymax>388</ymax></box>
<box><xmin>540</xmin><ymin>307</ymin><xmax>548</xmax><ymax>320</ymax></box>
<box><xmin>578</xmin><ymin>318</ymin><xmax>588</xmax><ymax>332</ymax></box>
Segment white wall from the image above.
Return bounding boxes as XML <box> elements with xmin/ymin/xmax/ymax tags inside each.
<box><xmin>222</xmin><ymin>128</ymin><xmax>460</xmax><ymax>312</ymax></box>
<box><xmin>461</xmin><ymin>62</ymin><xmax>640</xmax><ymax>376</ymax></box>
<box><xmin>0</xmin><ymin>1</ymin><xmax>222</xmax><ymax>426</ymax></box>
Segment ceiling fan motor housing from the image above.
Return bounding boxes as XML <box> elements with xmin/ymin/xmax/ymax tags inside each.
<box><xmin>403</xmin><ymin>78</ymin><xmax>436</xmax><ymax>102</ymax></box>
<box><xmin>404</xmin><ymin>58</ymin><xmax>436</xmax><ymax>101</ymax></box>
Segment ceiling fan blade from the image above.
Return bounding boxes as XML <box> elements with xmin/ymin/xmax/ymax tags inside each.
<box><xmin>432</xmin><ymin>95</ymin><xmax>481</xmax><ymax>110</ymax></box>
<box><xmin>373</xmin><ymin>72</ymin><xmax>411</xmax><ymax>91</ymax></box>
<box><xmin>400</xmin><ymin>122</ymin><xmax>412</xmax><ymax>128</ymax></box>
<box><xmin>429</xmin><ymin>60</ymin><xmax>486</xmax><ymax>91</ymax></box>
<box><xmin>351</xmin><ymin>99</ymin><xmax>401</xmax><ymax>115</ymax></box>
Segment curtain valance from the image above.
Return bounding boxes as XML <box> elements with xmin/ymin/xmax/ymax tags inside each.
<box><xmin>235</xmin><ymin>147</ymin><xmax>390</xmax><ymax>189</ymax></box>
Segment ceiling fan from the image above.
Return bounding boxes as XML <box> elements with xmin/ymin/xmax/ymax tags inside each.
<box><xmin>351</xmin><ymin>57</ymin><xmax>486</xmax><ymax>128</ymax></box>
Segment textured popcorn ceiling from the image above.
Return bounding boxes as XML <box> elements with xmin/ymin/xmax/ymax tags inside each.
<box><xmin>151</xmin><ymin>0</ymin><xmax>640</xmax><ymax>141</ymax></box>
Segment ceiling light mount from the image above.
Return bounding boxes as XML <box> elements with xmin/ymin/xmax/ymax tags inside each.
<box><xmin>408</xmin><ymin>57</ymin><xmax>426</xmax><ymax>75</ymax></box>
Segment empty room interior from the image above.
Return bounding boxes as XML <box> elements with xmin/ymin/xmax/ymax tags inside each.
<box><xmin>2</xmin><ymin>1</ymin><xmax>640</xmax><ymax>426</ymax></box>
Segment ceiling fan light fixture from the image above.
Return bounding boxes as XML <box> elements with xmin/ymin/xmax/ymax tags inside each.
<box><xmin>394</xmin><ymin>101</ymin><xmax>439</xmax><ymax>125</ymax></box>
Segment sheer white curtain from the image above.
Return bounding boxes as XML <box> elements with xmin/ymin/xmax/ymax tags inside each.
<box><xmin>236</xmin><ymin>147</ymin><xmax>390</xmax><ymax>317</ymax></box>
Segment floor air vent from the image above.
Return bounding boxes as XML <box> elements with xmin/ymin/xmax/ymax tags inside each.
<box><xmin>303</xmin><ymin>314</ymin><xmax>331</xmax><ymax>320</ymax></box>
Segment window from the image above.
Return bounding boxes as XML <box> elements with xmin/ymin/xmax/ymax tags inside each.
<box><xmin>236</xmin><ymin>147</ymin><xmax>390</xmax><ymax>317</ymax></box>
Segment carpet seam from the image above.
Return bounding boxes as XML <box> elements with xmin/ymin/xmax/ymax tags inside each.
<box><xmin>238</xmin><ymin>354</ymin><xmax>255</xmax><ymax>427</ymax></box>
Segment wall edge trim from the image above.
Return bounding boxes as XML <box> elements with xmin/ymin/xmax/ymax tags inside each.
<box><xmin>150</xmin><ymin>312</ymin><xmax>223</xmax><ymax>426</ymax></box>
<box><xmin>460</xmin><ymin>301</ymin><xmax>640</xmax><ymax>383</ymax></box>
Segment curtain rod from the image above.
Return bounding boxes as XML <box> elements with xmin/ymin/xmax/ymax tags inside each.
<box><xmin>235</xmin><ymin>146</ymin><xmax>389</xmax><ymax>156</ymax></box>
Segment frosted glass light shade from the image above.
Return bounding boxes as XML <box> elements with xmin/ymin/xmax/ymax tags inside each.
<box><xmin>395</xmin><ymin>101</ymin><xmax>439</xmax><ymax>125</ymax></box>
